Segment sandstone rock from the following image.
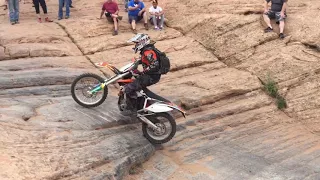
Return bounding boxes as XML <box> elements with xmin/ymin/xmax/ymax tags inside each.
<box><xmin>5</xmin><ymin>43</ymin><xmax>82</xmax><ymax>58</ymax></box>
<box><xmin>0</xmin><ymin>56</ymin><xmax>101</xmax><ymax>89</ymax></box>
<box><xmin>7</xmin><ymin>45</ymin><xmax>30</xmax><ymax>58</ymax></box>
<box><xmin>0</xmin><ymin>85</ymin><xmax>72</xmax><ymax>97</ymax></box>
<box><xmin>189</xmin><ymin>18</ymin><xmax>277</xmax><ymax>60</ymax></box>
<box><xmin>126</xmin><ymin>103</ymin><xmax>320</xmax><ymax>179</ymax></box>
<box><xmin>0</xmin><ymin>56</ymin><xmax>96</xmax><ymax>71</ymax></box>
<box><xmin>285</xmin><ymin>74</ymin><xmax>320</xmax><ymax>133</ymax></box>
<box><xmin>159</xmin><ymin>62</ymin><xmax>227</xmax><ymax>84</ymax></box>
<box><xmin>0</xmin><ymin>95</ymin><xmax>155</xmax><ymax>179</ymax></box>
<box><xmin>0</xmin><ymin>68</ymin><xmax>95</xmax><ymax>89</ymax></box>
<box><xmin>0</xmin><ymin>22</ymin><xmax>82</xmax><ymax>58</ymax></box>
<box><xmin>0</xmin><ymin>46</ymin><xmax>6</xmax><ymax>60</ymax></box>
<box><xmin>237</xmin><ymin>43</ymin><xmax>320</xmax><ymax>83</ymax></box>
<box><xmin>150</xmin><ymin>68</ymin><xmax>261</xmax><ymax>108</ymax></box>
<box><xmin>77</xmin><ymin>28</ymin><xmax>182</xmax><ymax>55</ymax></box>
<box><xmin>0</xmin><ymin>23</ymin><xmax>69</xmax><ymax>45</ymax></box>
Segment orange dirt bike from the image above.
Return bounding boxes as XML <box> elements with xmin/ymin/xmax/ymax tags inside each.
<box><xmin>70</xmin><ymin>59</ymin><xmax>186</xmax><ymax>144</ymax></box>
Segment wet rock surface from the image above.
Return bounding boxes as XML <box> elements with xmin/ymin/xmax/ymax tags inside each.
<box><xmin>1</xmin><ymin>0</ymin><xmax>320</xmax><ymax>179</ymax></box>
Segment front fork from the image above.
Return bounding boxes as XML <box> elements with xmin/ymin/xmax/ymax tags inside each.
<box><xmin>89</xmin><ymin>72</ymin><xmax>131</xmax><ymax>95</ymax></box>
<box><xmin>89</xmin><ymin>83</ymin><xmax>105</xmax><ymax>94</ymax></box>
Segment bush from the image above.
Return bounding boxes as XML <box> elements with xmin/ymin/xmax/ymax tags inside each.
<box><xmin>262</xmin><ymin>75</ymin><xmax>287</xmax><ymax>110</ymax></box>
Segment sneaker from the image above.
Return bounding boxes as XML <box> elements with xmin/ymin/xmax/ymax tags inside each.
<box><xmin>117</xmin><ymin>16</ymin><xmax>123</xmax><ymax>21</ymax></box>
<box><xmin>154</xmin><ymin>26</ymin><xmax>159</xmax><ymax>30</ymax></box>
<box><xmin>264</xmin><ymin>27</ymin><xmax>273</xmax><ymax>33</ymax></box>
<box><xmin>279</xmin><ymin>33</ymin><xmax>285</xmax><ymax>39</ymax></box>
<box><xmin>159</xmin><ymin>26</ymin><xmax>164</xmax><ymax>30</ymax></box>
<box><xmin>10</xmin><ymin>21</ymin><xmax>15</xmax><ymax>25</ymax></box>
<box><xmin>144</xmin><ymin>23</ymin><xmax>149</xmax><ymax>30</ymax></box>
<box><xmin>65</xmin><ymin>16</ymin><xmax>69</xmax><ymax>19</ymax></box>
<box><xmin>58</xmin><ymin>17</ymin><xmax>62</xmax><ymax>20</ymax></box>
<box><xmin>112</xmin><ymin>30</ymin><xmax>118</xmax><ymax>36</ymax></box>
<box><xmin>70</xmin><ymin>5</ymin><xmax>74</xmax><ymax>8</ymax></box>
<box><xmin>45</xmin><ymin>17</ymin><xmax>53</xmax><ymax>22</ymax></box>
<box><xmin>15</xmin><ymin>20</ymin><xmax>19</xmax><ymax>24</ymax></box>
<box><xmin>38</xmin><ymin>18</ymin><xmax>42</xmax><ymax>23</ymax></box>
<box><xmin>132</xmin><ymin>29</ymin><xmax>137</xmax><ymax>34</ymax></box>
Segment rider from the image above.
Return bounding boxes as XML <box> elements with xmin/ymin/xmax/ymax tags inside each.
<box><xmin>123</xmin><ymin>33</ymin><xmax>161</xmax><ymax>111</ymax></box>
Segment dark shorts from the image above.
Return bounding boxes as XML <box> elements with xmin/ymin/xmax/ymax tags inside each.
<box><xmin>128</xmin><ymin>12</ymin><xmax>145</xmax><ymax>23</ymax></box>
<box><xmin>124</xmin><ymin>74</ymin><xmax>160</xmax><ymax>109</ymax></box>
<box><xmin>105</xmin><ymin>12</ymin><xmax>117</xmax><ymax>22</ymax></box>
<box><xmin>265</xmin><ymin>10</ymin><xmax>287</xmax><ymax>21</ymax></box>
<box><xmin>124</xmin><ymin>74</ymin><xmax>160</xmax><ymax>96</ymax></box>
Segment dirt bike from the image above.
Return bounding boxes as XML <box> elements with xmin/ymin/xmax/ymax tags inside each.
<box><xmin>70</xmin><ymin>59</ymin><xmax>186</xmax><ymax>144</ymax></box>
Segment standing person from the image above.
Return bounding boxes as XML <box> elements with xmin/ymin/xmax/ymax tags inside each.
<box><xmin>63</xmin><ymin>0</ymin><xmax>73</xmax><ymax>8</ymax></box>
<box><xmin>124</xmin><ymin>0</ymin><xmax>130</xmax><ymax>12</ymax></box>
<box><xmin>99</xmin><ymin>0</ymin><xmax>123</xmax><ymax>36</ymax></box>
<box><xmin>58</xmin><ymin>0</ymin><xmax>70</xmax><ymax>20</ymax></box>
<box><xmin>7</xmin><ymin>0</ymin><xmax>19</xmax><ymax>25</ymax></box>
<box><xmin>128</xmin><ymin>0</ymin><xmax>148</xmax><ymax>34</ymax></box>
<box><xmin>149</xmin><ymin>0</ymin><xmax>164</xmax><ymax>30</ymax></box>
<box><xmin>263</xmin><ymin>0</ymin><xmax>288</xmax><ymax>39</ymax></box>
<box><xmin>33</xmin><ymin>0</ymin><xmax>53</xmax><ymax>22</ymax></box>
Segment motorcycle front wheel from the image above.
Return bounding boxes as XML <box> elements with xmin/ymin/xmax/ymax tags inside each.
<box><xmin>71</xmin><ymin>73</ymin><xmax>108</xmax><ymax>108</ymax></box>
<box><xmin>142</xmin><ymin>113</ymin><xmax>176</xmax><ymax>144</ymax></box>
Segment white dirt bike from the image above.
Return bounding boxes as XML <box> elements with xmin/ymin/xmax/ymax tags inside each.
<box><xmin>70</xmin><ymin>59</ymin><xmax>186</xmax><ymax>144</ymax></box>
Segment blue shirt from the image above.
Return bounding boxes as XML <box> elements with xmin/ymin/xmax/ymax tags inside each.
<box><xmin>128</xmin><ymin>1</ymin><xmax>145</xmax><ymax>16</ymax></box>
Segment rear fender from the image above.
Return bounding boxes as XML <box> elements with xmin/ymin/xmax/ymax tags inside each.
<box><xmin>145</xmin><ymin>103</ymin><xmax>186</xmax><ymax>118</ymax></box>
<box><xmin>165</xmin><ymin>103</ymin><xmax>186</xmax><ymax>118</ymax></box>
<box><xmin>144</xmin><ymin>103</ymin><xmax>174</xmax><ymax>113</ymax></box>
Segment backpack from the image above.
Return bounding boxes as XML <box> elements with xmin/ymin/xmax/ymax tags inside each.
<box><xmin>153</xmin><ymin>48</ymin><xmax>171</xmax><ymax>74</ymax></box>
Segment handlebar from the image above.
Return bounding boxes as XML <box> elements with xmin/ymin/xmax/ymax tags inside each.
<box><xmin>129</xmin><ymin>59</ymin><xmax>141</xmax><ymax>71</ymax></box>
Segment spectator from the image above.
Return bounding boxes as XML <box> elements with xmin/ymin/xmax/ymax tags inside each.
<box><xmin>263</xmin><ymin>0</ymin><xmax>288</xmax><ymax>39</ymax></box>
<box><xmin>32</xmin><ymin>0</ymin><xmax>53</xmax><ymax>22</ymax></box>
<box><xmin>63</xmin><ymin>0</ymin><xmax>73</xmax><ymax>8</ymax></box>
<box><xmin>124</xmin><ymin>0</ymin><xmax>130</xmax><ymax>12</ymax></box>
<box><xmin>7</xmin><ymin>0</ymin><xmax>19</xmax><ymax>25</ymax></box>
<box><xmin>58</xmin><ymin>0</ymin><xmax>70</xmax><ymax>20</ymax></box>
<box><xmin>128</xmin><ymin>0</ymin><xmax>148</xmax><ymax>34</ymax></box>
<box><xmin>149</xmin><ymin>0</ymin><xmax>164</xmax><ymax>30</ymax></box>
<box><xmin>99</xmin><ymin>0</ymin><xmax>123</xmax><ymax>36</ymax></box>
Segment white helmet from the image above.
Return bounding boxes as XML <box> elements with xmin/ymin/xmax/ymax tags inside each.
<box><xmin>127</xmin><ymin>33</ymin><xmax>151</xmax><ymax>53</ymax></box>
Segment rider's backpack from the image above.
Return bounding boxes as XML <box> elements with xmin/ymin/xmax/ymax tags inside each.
<box><xmin>153</xmin><ymin>48</ymin><xmax>171</xmax><ymax>74</ymax></box>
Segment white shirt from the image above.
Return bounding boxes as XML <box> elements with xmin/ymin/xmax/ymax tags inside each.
<box><xmin>149</xmin><ymin>6</ymin><xmax>163</xmax><ymax>14</ymax></box>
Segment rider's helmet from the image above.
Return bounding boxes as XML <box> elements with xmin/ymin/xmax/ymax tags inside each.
<box><xmin>127</xmin><ymin>33</ymin><xmax>151</xmax><ymax>53</ymax></box>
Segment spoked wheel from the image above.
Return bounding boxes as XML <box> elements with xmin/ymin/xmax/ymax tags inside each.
<box><xmin>142</xmin><ymin>113</ymin><xmax>176</xmax><ymax>144</ymax></box>
<box><xmin>71</xmin><ymin>73</ymin><xmax>108</xmax><ymax>108</ymax></box>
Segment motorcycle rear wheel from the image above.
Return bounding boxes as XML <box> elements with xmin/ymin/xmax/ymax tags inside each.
<box><xmin>142</xmin><ymin>113</ymin><xmax>176</xmax><ymax>144</ymax></box>
<box><xmin>71</xmin><ymin>73</ymin><xmax>108</xmax><ymax>108</ymax></box>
